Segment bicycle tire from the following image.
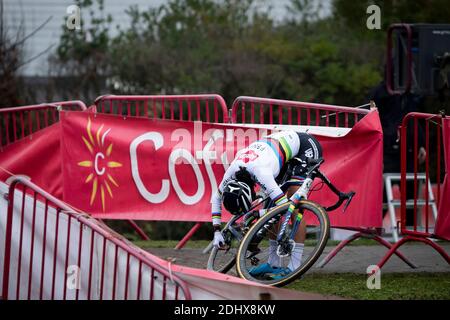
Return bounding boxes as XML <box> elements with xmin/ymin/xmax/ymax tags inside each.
<box><xmin>207</xmin><ymin>220</ymin><xmax>243</xmax><ymax>273</ymax></box>
<box><xmin>236</xmin><ymin>200</ymin><xmax>329</xmax><ymax>287</ymax></box>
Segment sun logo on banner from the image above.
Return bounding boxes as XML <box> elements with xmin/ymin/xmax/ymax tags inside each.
<box><xmin>77</xmin><ymin>118</ymin><xmax>122</xmax><ymax>212</ymax></box>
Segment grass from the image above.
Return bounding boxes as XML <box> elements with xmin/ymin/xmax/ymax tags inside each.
<box><xmin>287</xmin><ymin>272</ymin><xmax>450</xmax><ymax>300</ymax></box>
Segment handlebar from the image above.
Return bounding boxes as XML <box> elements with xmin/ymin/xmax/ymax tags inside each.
<box><xmin>305</xmin><ymin>158</ymin><xmax>356</xmax><ymax>213</ymax></box>
<box><xmin>324</xmin><ymin>190</ymin><xmax>355</xmax><ymax>212</ymax></box>
<box><xmin>276</xmin><ymin>157</ymin><xmax>356</xmax><ymax>213</ymax></box>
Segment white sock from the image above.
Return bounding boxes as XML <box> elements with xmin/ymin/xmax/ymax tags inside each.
<box><xmin>288</xmin><ymin>243</ymin><xmax>304</xmax><ymax>271</ymax></box>
<box><xmin>268</xmin><ymin>240</ymin><xmax>281</xmax><ymax>267</ymax></box>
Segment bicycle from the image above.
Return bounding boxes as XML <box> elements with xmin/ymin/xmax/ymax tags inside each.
<box><xmin>207</xmin><ymin>157</ymin><xmax>354</xmax><ymax>278</ymax></box>
<box><xmin>206</xmin><ymin>160</ymin><xmax>305</xmax><ymax>273</ymax></box>
<box><xmin>235</xmin><ymin>158</ymin><xmax>355</xmax><ymax>287</ymax></box>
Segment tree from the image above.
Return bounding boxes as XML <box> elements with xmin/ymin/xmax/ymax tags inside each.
<box><xmin>105</xmin><ymin>0</ymin><xmax>381</xmax><ymax>105</ymax></box>
<box><xmin>50</xmin><ymin>0</ymin><xmax>113</xmax><ymax>102</ymax></box>
<box><xmin>0</xmin><ymin>0</ymin><xmax>52</xmax><ymax>107</ymax></box>
<box><xmin>108</xmin><ymin>0</ymin><xmax>277</xmax><ymax>103</ymax></box>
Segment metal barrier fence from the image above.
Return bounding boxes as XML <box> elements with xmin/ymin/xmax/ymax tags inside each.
<box><xmin>401</xmin><ymin>113</ymin><xmax>444</xmax><ymax>237</ymax></box>
<box><xmin>0</xmin><ymin>100</ymin><xmax>149</xmax><ymax>242</ymax></box>
<box><xmin>94</xmin><ymin>94</ymin><xmax>229</xmax><ymax>123</ymax></box>
<box><xmin>0</xmin><ymin>101</ymin><xmax>87</xmax><ymax>148</ymax></box>
<box><xmin>377</xmin><ymin>112</ymin><xmax>450</xmax><ymax>268</ymax></box>
<box><xmin>1</xmin><ymin>177</ymin><xmax>191</xmax><ymax>300</ymax></box>
<box><xmin>0</xmin><ymin>95</ymin><xmax>376</xmax><ymax>252</ymax></box>
<box><xmin>231</xmin><ymin>96</ymin><xmax>369</xmax><ymax>127</ymax></box>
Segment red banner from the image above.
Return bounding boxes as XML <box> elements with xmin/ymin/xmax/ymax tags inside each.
<box><xmin>60</xmin><ymin>110</ymin><xmax>383</xmax><ymax>228</ymax></box>
<box><xmin>435</xmin><ymin>118</ymin><xmax>450</xmax><ymax>240</ymax></box>
<box><xmin>0</xmin><ymin>124</ymin><xmax>63</xmax><ymax>197</ymax></box>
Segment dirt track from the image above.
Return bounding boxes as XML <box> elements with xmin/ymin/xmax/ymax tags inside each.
<box><xmin>146</xmin><ymin>244</ymin><xmax>450</xmax><ymax>275</ymax></box>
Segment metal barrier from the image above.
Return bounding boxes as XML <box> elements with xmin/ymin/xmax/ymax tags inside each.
<box><xmin>1</xmin><ymin>176</ymin><xmax>191</xmax><ymax>300</ymax></box>
<box><xmin>377</xmin><ymin>112</ymin><xmax>450</xmax><ymax>268</ymax></box>
<box><xmin>94</xmin><ymin>94</ymin><xmax>229</xmax><ymax>123</ymax></box>
<box><xmin>0</xmin><ymin>100</ymin><xmax>148</xmax><ymax>242</ymax></box>
<box><xmin>0</xmin><ymin>101</ymin><xmax>87</xmax><ymax>148</ymax></box>
<box><xmin>231</xmin><ymin>96</ymin><xmax>369</xmax><ymax>127</ymax></box>
<box><xmin>317</xmin><ymin>226</ymin><xmax>417</xmax><ymax>269</ymax></box>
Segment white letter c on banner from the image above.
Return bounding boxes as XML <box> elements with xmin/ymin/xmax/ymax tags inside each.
<box><xmin>130</xmin><ymin>132</ymin><xmax>170</xmax><ymax>204</ymax></box>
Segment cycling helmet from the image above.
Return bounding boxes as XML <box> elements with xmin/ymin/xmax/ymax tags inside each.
<box><xmin>222</xmin><ymin>179</ymin><xmax>253</xmax><ymax>215</ymax></box>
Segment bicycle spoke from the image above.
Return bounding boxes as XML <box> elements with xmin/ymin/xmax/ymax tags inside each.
<box><xmin>237</xmin><ymin>201</ymin><xmax>329</xmax><ymax>286</ymax></box>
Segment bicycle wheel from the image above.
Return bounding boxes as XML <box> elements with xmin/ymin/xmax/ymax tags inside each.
<box><xmin>236</xmin><ymin>200</ymin><xmax>329</xmax><ymax>287</ymax></box>
<box><xmin>207</xmin><ymin>220</ymin><xmax>243</xmax><ymax>273</ymax></box>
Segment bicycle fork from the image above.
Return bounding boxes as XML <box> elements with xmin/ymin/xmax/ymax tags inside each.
<box><xmin>276</xmin><ymin>177</ymin><xmax>312</xmax><ymax>242</ymax></box>
<box><xmin>253</xmin><ymin>178</ymin><xmax>312</xmax><ymax>250</ymax></box>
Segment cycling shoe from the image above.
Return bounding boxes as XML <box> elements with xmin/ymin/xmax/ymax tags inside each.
<box><xmin>267</xmin><ymin>267</ymin><xmax>292</xmax><ymax>280</ymax></box>
<box><xmin>249</xmin><ymin>263</ymin><xmax>283</xmax><ymax>276</ymax></box>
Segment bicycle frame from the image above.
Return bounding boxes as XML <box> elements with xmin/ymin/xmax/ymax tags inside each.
<box><xmin>276</xmin><ymin>177</ymin><xmax>313</xmax><ymax>242</ymax></box>
<box><xmin>274</xmin><ymin>159</ymin><xmax>355</xmax><ymax>244</ymax></box>
<box><xmin>224</xmin><ymin>178</ymin><xmax>301</xmax><ymax>240</ymax></box>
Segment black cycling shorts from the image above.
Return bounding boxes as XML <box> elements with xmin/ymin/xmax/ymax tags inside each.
<box><xmin>296</xmin><ymin>132</ymin><xmax>323</xmax><ymax>162</ymax></box>
<box><xmin>276</xmin><ymin>133</ymin><xmax>323</xmax><ymax>184</ymax></box>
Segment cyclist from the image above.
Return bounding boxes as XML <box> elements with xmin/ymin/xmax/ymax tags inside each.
<box><xmin>211</xmin><ymin>129</ymin><xmax>322</xmax><ymax>278</ymax></box>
